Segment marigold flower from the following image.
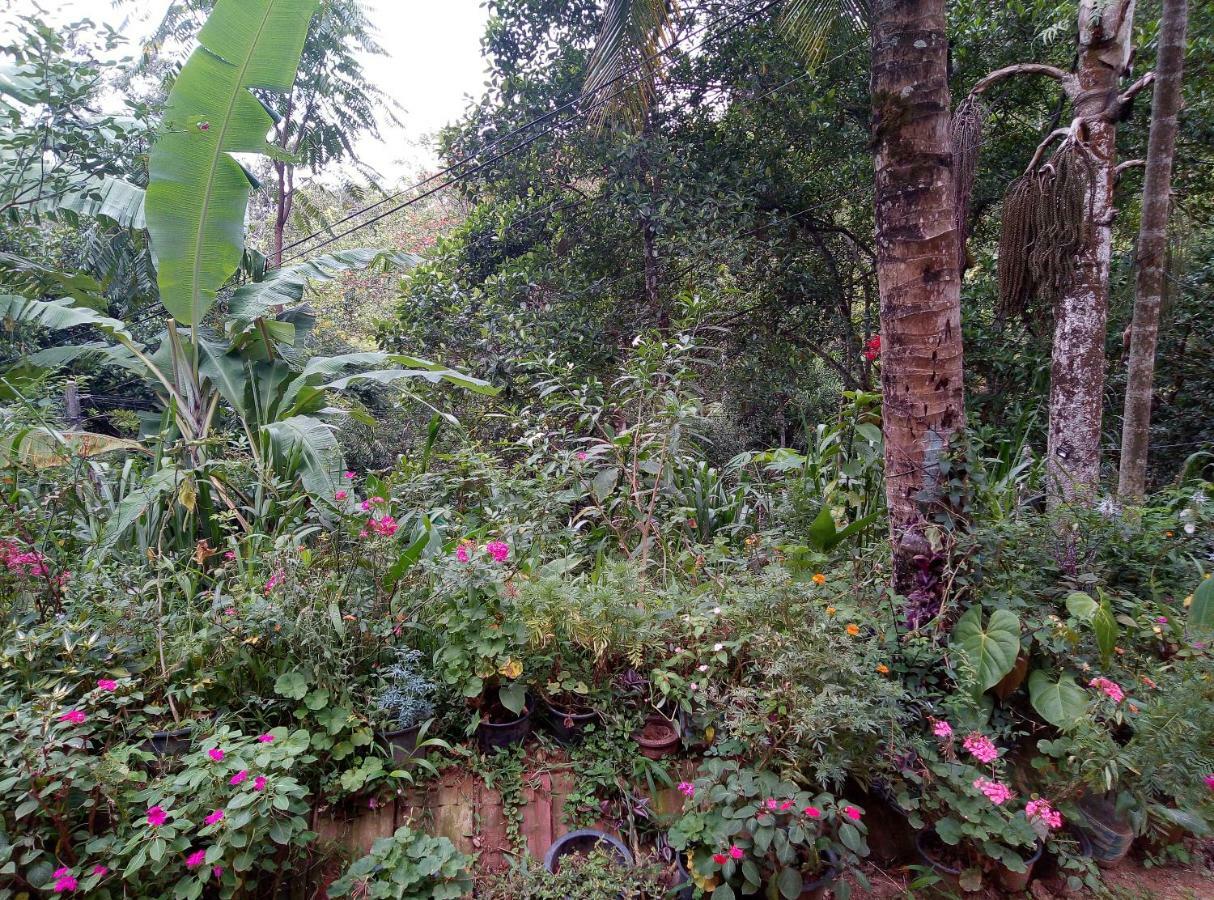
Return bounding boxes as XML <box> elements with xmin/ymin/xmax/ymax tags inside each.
<box><xmin>825</xmin><ymin>606</ymin><xmax>836</xmax><ymax>616</ymax></box>
<box><xmin>876</xmin><ymin>664</ymin><xmax>890</xmax><ymax>674</ymax></box>
<box><xmin>97</xmin><ymin>679</ymin><xmax>117</xmax><ymax>692</ymax></box>
<box><xmin>59</xmin><ymin>709</ymin><xmax>86</xmax><ymax>724</ymax></box>
<box><xmin>812</xmin><ymin>573</ymin><xmax>826</xmax><ymax>585</ymax></box>
<box><xmin>845</xmin><ymin>623</ymin><xmax>860</xmax><ymax>636</ymax></box>
<box><xmin>146</xmin><ymin>806</ymin><xmax>167</xmax><ymax>827</ymax></box>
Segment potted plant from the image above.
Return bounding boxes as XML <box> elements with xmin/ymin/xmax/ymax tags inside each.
<box><xmin>325</xmin><ymin>824</ymin><xmax>474</xmax><ymax>898</ymax></box>
<box><xmin>374</xmin><ymin>648</ymin><xmax>436</xmax><ymax>764</ymax></box>
<box><xmin>668</xmin><ymin>759</ymin><xmax>869</xmax><ymax>899</ymax></box>
<box><xmin>429</xmin><ymin>542</ymin><xmax>533</xmax><ymax>751</ymax></box>
<box><xmin>540</xmin><ymin>662</ymin><xmax>601</xmax><ymax>745</ymax></box>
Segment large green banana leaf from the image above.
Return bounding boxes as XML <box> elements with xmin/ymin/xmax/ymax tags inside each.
<box><xmin>146</xmin><ymin>0</ymin><xmax>319</xmax><ymax>327</ymax></box>
<box><xmin>0</xmin><ymin>294</ymin><xmax>131</xmax><ymax>340</ymax></box>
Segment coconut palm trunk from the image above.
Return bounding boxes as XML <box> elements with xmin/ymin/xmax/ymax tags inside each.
<box><xmin>1118</xmin><ymin>0</ymin><xmax>1188</xmax><ymax>501</ymax></box>
<box><xmin>870</xmin><ymin>0</ymin><xmax>966</xmax><ymax>590</ymax></box>
<box><xmin>1044</xmin><ymin>0</ymin><xmax>1137</xmax><ymax>505</ymax></box>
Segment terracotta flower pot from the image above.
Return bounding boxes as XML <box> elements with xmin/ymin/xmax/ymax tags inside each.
<box><xmin>633</xmin><ymin>715</ymin><xmax>680</xmax><ymax>760</ymax></box>
<box><xmin>995</xmin><ymin>840</ymin><xmax>1044</xmax><ymax>893</ymax></box>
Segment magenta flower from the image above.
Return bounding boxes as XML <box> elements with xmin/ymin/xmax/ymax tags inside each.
<box><xmin>973</xmin><ymin>777</ymin><xmax>1014</xmax><ymax>806</ymax></box>
<box><xmin>185</xmin><ymin>849</ymin><xmax>207</xmax><ymax>869</ymax></box>
<box><xmin>962</xmin><ymin>732</ymin><xmax>999</xmax><ymax>764</ymax></box>
<box><xmin>52</xmin><ymin>867</ymin><xmax>77</xmax><ymax>892</ymax></box>
<box><xmin>677</xmin><ymin>781</ymin><xmax>695</xmax><ymax>798</ymax></box>
<box><xmin>263</xmin><ymin>569</ymin><xmax>285</xmax><ymax>595</ymax></box>
<box><xmin>97</xmin><ymin>679</ymin><xmax>118</xmax><ymax>692</ymax></box>
<box><xmin>213</xmin><ymin>866</ymin><xmax>224</xmax><ymax>879</ymax></box>
<box><xmin>146</xmin><ymin>805</ymin><xmax>167</xmax><ymax>827</ymax></box>
<box><xmin>230</xmin><ymin>770</ymin><xmax>248</xmax><ymax>786</ymax></box>
<box><xmin>576</xmin><ymin>451</ymin><xmax>588</xmax><ymax>461</ymax></box>
<box><xmin>335</xmin><ymin>490</ymin><xmax>348</xmax><ymax>501</ymax></box>
<box><xmin>368</xmin><ymin>514</ymin><xmax>398</xmax><ymax>537</ymax></box>
<box><xmin>1155</xmin><ymin>616</ymin><xmax>1168</xmax><ymax>624</ymax></box>
<box><xmin>803</xmin><ymin>806</ymin><xmax>821</xmax><ymax>818</ymax></box>
<box><xmin>359</xmin><ymin>499</ymin><xmax>372</xmax><ymax>511</ymax></box>
<box><xmin>932</xmin><ymin>720</ymin><xmax>953</xmax><ymax>740</ymax></box>
<box><xmin>343</xmin><ymin>471</ymin><xmax>356</xmax><ymax>480</ymax></box>
<box><xmin>844</xmin><ymin>806</ymin><xmax>862</xmax><ymax>821</ymax></box>
<box><xmin>224</xmin><ymin>551</ymin><xmax>236</xmax><ymax>561</ymax></box>
<box><xmin>1026</xmin><ymin>798</ymin><xmax>1063</xmax><ymax>830</ymax></box>
<box><xmin>59</xmin><ymin>709</ymin><xmax>86</xmax><ymax>725</ymax></box>
<box><xmin>713</xmin><ymin>852</ymin><xmax>728</xmax><ymax>865</ymax></box>
<box><xmin>91</xmin><ymin>865</ymin><xmax>108</xmax><ymax>877</ymax></box>
<box><xmin>223</xmin><ymin>607</ymin><xmax>236</xmax><ymax>616</ymax></box>
<box><xmin>208</xmin><ymin>748</ymin><xmax>225</xmax><ymax>762</ymax></box>
<box><xmin>456</xmin><ymin>543</ymin><xmax>472</xmax><ymax>563</ymax></box>
<box><xmin>728</xmin><ymin>845</ymin><xmax>744</xmax><ymax>860</ymax></box>
<box><xmin>254</xmin><ymin>776</ymin><xmax>267</xmax><ymax>791</ymax></box>
<box><xmin>764</xmin><ymin>798</ymin><xmax>780</xmax><ymax>811</ymax></box>
<box><xmin>1088</xmin><ymin>676</ymin><xmax>1125</xmax><ymax>703</ymax></box>
<box><xmin>257</xmin><ymin>733</ymin><xmax>274</xmax><ymax>743</ymax></box>
<box><xmin>486</xmin><ymin>540</ymin><xmax>509</xmax><ymax>563</ymax></box>
<box><xmin>1204</xmin><ymin>775</ymin><xmax>1214</xmax><ymax>791</ymax></box>
<box><xmin>778</xmin><ymin>800</ymin><xmax>795</xmax><ymax>811</ymax></box>
<box><xmin>204</xmin><ymin>809</ymin><xmax>224</xmax><ymax>826</ymax></box>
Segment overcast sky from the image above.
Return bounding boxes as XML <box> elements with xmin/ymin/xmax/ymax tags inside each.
<box><xmin>4</xmin><ymin>0</ymin><xmax>492</xmax><ymax>181</ymax></box>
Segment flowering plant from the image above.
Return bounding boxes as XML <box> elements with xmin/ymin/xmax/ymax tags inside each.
<box><xmin>668</xmin><ymin>759</ymin><xmax>869</xmax><ymax>900</ymax></box>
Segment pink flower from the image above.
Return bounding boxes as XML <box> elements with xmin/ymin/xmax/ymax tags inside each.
<box><xmin>973</xmin><ymin>777</ymin><xmax>1014</xmax><ymax>806</ymax></box>
<box><xmin>146</xmin><ymin>806</ymin><xmax>167</xmax><ymax>827</ymax></box>
<box><xmin>1026</xmin><ymin>798</ymin><xmax>1063</xmax><ymax>830</ymax></box>
<box><xmin>263</xmin><ymin>569</ymin><xmax>285</xmax><ymax>595</ymax></box>
<box><xmin>370</xmin><ymin>496</ymin><xmax>385</xmax><ymax>505</ymax></box>
<box><xmin>677</xmin><ymin>781</ymin><xmax>695</xmax><ymax>798</ymax></box>
<box><xmin>456</xmin><ymin>543</ymin><xmax>472</xmax><ymax>563</ymax></box>
<box><xmin>932</xmin><ymin>720</ymin><xmax>953</xmax><ymax>740</ymax></box>
<box><xmin>59</xmin><ymin>709</ymin><xmax>86</xmax><ymax>725</ymax></box>
<box><xmin>576</xmin><ymin>451</ymin><xmax>588</xmax><ymax>461</ymax></box>
<box><xmin>343</xmin><ymin>471</ymin><xmax>356</xmax><ymax>480</ymax></box>
<box><xmin>1155</xmin><ymin>616</ymin><xmax>1168</xmax><ymax>624</ymax></box>
<box><xmin>359</xmin><ymin>530</ymin><xmax>369</xmax><ymax>538</ymax></box>
<box><xmin>1204</xmin><ymin>775</ymin><xmax>1214</xmax><ymax>791</ymax></box>
<box><xmin>185</xmin><ymin>849</ymin><xmax>207</xmax><ymax>869</ymax></box>
<box><xmin>91</xmin><ymin>865</ymin><xmax>108</xmax><ymax>877</ymax></box>
<box><xmin>803</xmin><ymin>806</ymin><xmax>821</xmax><ymax>818</ymax></box>
<box><xmin>359</xmin><ymin>499</ymin><xmax>372</xmax><ymax>511</ymax></box>
<box><xmin>204</xmin><ymin>809</ymin><xmax>224</xmax><ymax>825</ymax></box>
<box><xmin>224</xmin><ymin>607</ymin><xmax>236</xmax><ymax>616</ymax></box>
<box><xmin>729</xmin><ymin>845</ymin><xmax>744</xmax><ymax>860</ymax></box>
<box><xmin>486</xmin><ymin>540</ymin><xmax>510</xmax><ymax>563</ymax></box>
<box><xmin>52</xmin><ymin>868</ymin><xmax>77</xmax><ymax>892</ymax></box>
<box><xmin>230</xmin><ymin>770</ymin><xmax>248</xmax><ymax>786</ymax></box>
<box><xmin>962</xmin><ymin>732</ymin><xmax>999</xmax><ymax>764</ymax></box>
<box><xmin>713</xmin><ymin>853</ymin><xmax>728</xmax><ymax>865</ymax></box>
<box><xmin>254</xmin><ymin>776</ymin><xmax>267</xmax><ymax>791</ymax></box>
<box><xmin>1088</xmin><ymin>676</ymin><xmax>1125</xmax><ymax>703</ymax></box>
<box><xmin>844</xmin><ymin>806</ymin><xmax>862</xmax><ymax>820</ymax></box>
<box><xmin>368</xmin><ymin>515</ymin><xmax>398</xmax><ymax>537</ymax></box>
<box><xmin>208</xmin><ymin>748</ymin><xmax>225</xmax><ymax>762</ymax></box>
<box><xmin>224</xmin><ymin>551</ymin><xmax>236</xmax><ymax>561</ymax></box>
<box><xmin>779</xmin><ymin>800</ymin><xmax>795</xmax><ymax>811</ymax></box>
<box><xmin>335</xmin><ymin>490</ymin><xmax>348</xmax><ymax>501</ymax></box>
<box><xmin>257</xmin><ymin>733</ymin><xmax>274</xmax><ymax>743</ymax></box>
<box><xmin>97</xmin><ymin>679</ymin><xmax>117</xmax><ymax>692</ymax></box>
<box><xmin>213</xmin><ymin>866</ymin><xmax>224</xmax><ymax>879</ymax></box>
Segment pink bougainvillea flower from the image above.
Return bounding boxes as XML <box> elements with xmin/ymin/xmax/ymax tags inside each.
<box><xmin>335</xmin><ymin>490</ymin><xmax>348</xmax><ymax>501</ymax></box>
<box><xmin>52</xmin><ymin>867</ymin><xmax>77</xmax><ymax>892</ymax></box>
<box><xmin>712</xmin><ymin>853</ymin><xmax>728</xmax><ymax>865</ymax></box>
<box><xmin>962</xmin><ymin>732</ymin><xmax>999</xmax><ymax>764</ymax></box>
<box><xmin>728</xmin><ymin>846</ymin><xmax>744</xmax><ymax>860</ymax></box>
<box><xmin>343</xmin><ymin>471</ymin><xmax>356</xmax><ymax>480</ymax></box>
<box><xmin>204</xmin><ymin>809</ymin><xmax>225</xmax><ymax>826</ymax></box>
<box><xmin>486</xmin><ymin>540</ymin><xmax>509</xmax><ymax>563</ymax></box>
<box><xmin>257</xmin><ymin>733</ymin><xmax>274</xmax><ymax>743</ymax></box>
<box><xmin>146</xmin><ymin>806</ymin><xmax>167</xmax><ymax>827</ymax></box>
<box><xmin>185</xmin><ymin>849</ymin><xmax>207</xmax><ymax>869</ymax></box>
<box><xmin>91</xmin><ymin>865</ymin><xmax>108</xmax><ymax>877</ymax></box>
<box><xmin>230</xmin><ymin>770</ymin><xmax>248</xmax><ymax>786</ymax></box>
<box><xmin>208</xmin><ymin>748</ymin><xmax>225</xmax><ymax>762</ymax></box>
<box><xmin>1088</xmin><ymin>676</ymin><xmax>1125</xmax><ymax>703</ymax></box>
<box><xmin>253</xmin><ymin>776</ymin><xmax>267</xmax><ymax>791</ymax></box>
<box><xmin>932</xmin><ymin>720</ymin><xmax>953</xmax><ymax>740</ymax></box>
<box><xmin>844</xmin><ymin>806</ymin><xmax>862</xmax><ymax>820</ymax></box>
<box><xmin>213</xmin><ymin>866</ymin><xmax>224</xmax><ymax>879</ymax></box>
<box><xmin>97</xmin><ymin>679</ymin><xmax>118</xmax><ymax>692</ymax></box>
<box><xmin>803</xmin><ymin>806</ymin><xmax>821</xmax><ymax>818</ymax></box>
<box><xmin>59</xmin><ymin>709</ymin><xmax>86</xmax><ymax>725</ymax></box>
<box><xmin>1026</xmin><ymin>799</ymin><xmax>1063</xmax><ymax>830</ymax></box>
<box><xmin>677</xmin><ymin>781</ymin><xmax>695</xmax><ymax>798</ymax></box>
<box><xmin>973</xmin><ymin>777</ymin><xmax>1014</xmax><ymax>806</ymax></box>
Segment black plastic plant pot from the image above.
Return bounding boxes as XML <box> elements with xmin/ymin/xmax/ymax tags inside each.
<box><xmin>144</xmin><ymin>726</ymin><xmax>193</xmax><ymax>757</ymax></box>
<box><xmin>914</xmin><ymin>829</ymin><xmax>963</xmax><ymax>890</ymax></box>
<box><xmin>379</xmin><ymin>724</ymin><xmax>422</xmax><ymax>765</ymax></box>
<box><xmin>670</xmin><ymin>852</ymin><xmax>693</xmax><ymax>900</ymax></box>
<box><xmin>542</xmin><ymin>829</ymin><xmax>634</xmax><ymax>874</ymax></box>
<box><xmin>543</xmin><ymin>698</ymin><xmax>599</xmax><ymax>745</ymax></box>
<box><xmin>771</xmin><ymin>849</ymin><xmax>839</xmax><ymax>900</ymax></box>
<box><xmin>476</xmin><ymin>698</ymin><xmax>532</xmax><ymax>753</ymax></box>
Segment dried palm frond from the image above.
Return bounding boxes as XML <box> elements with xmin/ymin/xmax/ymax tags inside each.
<box><xmin>951</xmin><ymin>95</ymin><xmax>987</xmax><ymax>270</ymax></box>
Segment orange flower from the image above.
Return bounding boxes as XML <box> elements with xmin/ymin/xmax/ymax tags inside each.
<box><xmin>812</xmin><ymin>573</ymin><xmax>826</xmax><ymax>585</ymax></box>
<box><xmin>846</xmin><ymin>623</ymin><xmax>860</xmax><ymax>636</ymax></box>
<box><xmin>1165</xmin><ymin>531</ymin><xmax>1174</xmax><ymax>538</ymax></box>
<box><xmin>825</xmin><ymin>606</ymin><xmax>837</xmax><ymax>616</ymax></box>
<box><xmin>876</xmin><ymin>664</ymin><xmax>890</xmax><ymax>674</ymax></box>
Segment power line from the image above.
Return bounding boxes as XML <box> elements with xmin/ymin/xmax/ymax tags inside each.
<box><xmin>276</xmin><ymin>0</ymin><xmax>788</xmax><ymax>263</ymax></box>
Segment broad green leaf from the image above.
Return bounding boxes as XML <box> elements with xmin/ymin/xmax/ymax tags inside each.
<box><xmin>1065</xmin><ymin>591</ymin><xmax>1098</xmax><ymax>620</ymax></box>
<box><xmin>778</xmin><ymin>866</ymin><xmax>803</xmax><ymax>899</ymax></box>
<box><xmin>0</xmin><ymin>428</ymin><xmax>142</xmax><ymax>468</ymax></box>
<box><xmin>100</xmin><ymin>467</ymin><xmax>181</xmax><ymax>548</ymax></box>
<box><xmin>263</xmin><ymin>415</ymin><xmax>342</xmax><ymax>498</ymax></box>
<box><xmin>1093</xmin><ymin>600</ymin><xmax>1119</xmax><ymax>668</ymax></box>
<box><xmin>1189</xmin><ymin>575</ymin><xmax>1214</xmax><ymax>633</ymax></box>
<box><xmin>1028</xmin><ymin>670</ymin><xmax>1087</xmax><ymax>730</ymax></box>
<box><xmin>146</xmin><ymin>0</ymin><xmax>319</xmax><ymax>326</ymax></box>
<box><xmin>806</xmin><ymin>505</ymin><xmax>839</xmax><ymax>551</ymax></box>
<box><xmin>499</xmin><ymin>682</ymin><xmax>527</xmax><ymax>716</ymax></box>
<box><xmin>0</xmin><ymin>293</ymin><xmax>130</xmax><ymax>340</ymax></box>
<box><xmin>951</xmin><ymin>606</ymin><xmax>1021</xmax><ymax>692</ymax></box>
<box><xmin>274</xmin><ymin>670</ymin><xmax>309</xmax><ymax>700</ymax></box>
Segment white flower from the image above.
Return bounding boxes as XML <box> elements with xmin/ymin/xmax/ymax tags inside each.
<box><xmin>713</xmin><ymin>643</ymin><xmax>724</xmax><ymax>652</ymax></box>
<box><xmin>689</xmin><ymin>682</ymin><xmax>698</xmax><ymax>691</ymax></box>
<box><xmin>712</xmin><ymin>606</ymin><xmax>722</xmax><ymax>615</ymax></box>
<box><xmin>698</xmin><ymin>664</ymin><xmax>708</xmax><ymax>672</ymax></box>
<box><xmin>1185</xmin><ymin>523</ymin><xmax>1196</xmax><ymax>535</ymax></box>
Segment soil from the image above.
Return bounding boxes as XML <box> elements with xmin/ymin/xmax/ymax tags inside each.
<box><xmin>836</xmin><ymin>838</ymin><xmax>1214</xmax><ymax>898</ymax></box>
<box><xmin>481</xmin><ymin>697</ymin><xmax>529</xmax><ymax>725</ymax></box>
<box><xmin>638</xmin><ymin>720</ymin><xmax>677</xmax><ymax>744</ymax></box>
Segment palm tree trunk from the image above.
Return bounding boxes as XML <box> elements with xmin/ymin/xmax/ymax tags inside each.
<box><xmin>1118</xmin><ymin>0</ymin><xmax>1188</xmax><ymax>501</ymax></box>
<box><xmin>870</xmin><ymin>0</ymin><xmax>966</xmax><ymax>591</ymax></box>
<box><xmin>1045</xmin><ymin>0</ymin><xmax>1137</xmax><ymax>505</ymax></box>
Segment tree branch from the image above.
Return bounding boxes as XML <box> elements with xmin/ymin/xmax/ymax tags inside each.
<box><xmin>1114</xmin><ymin>158</ymin><xmax>1145</xmax><ymax>182</ymax></box>
<box><xmin>969</xmin><ymin>63</ymin><xmax>1079</xmax><ymax>101</ymax></box>
<box><xmin>1105</xmin><ymin>71</ymin><xmax>1156</xmax><ymax>120</ymax></box>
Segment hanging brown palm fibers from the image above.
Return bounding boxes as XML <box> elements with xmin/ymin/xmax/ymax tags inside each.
<box><xmin>951</xmin><ymin>95</ymin><xmax>987</xmax><ymax>271</ymax></box>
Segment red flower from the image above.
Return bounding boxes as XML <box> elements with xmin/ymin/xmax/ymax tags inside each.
<box><xmin>713</xmin><ymin>853</ymin><xmax>728</xmax><ymax>865</ymax></box>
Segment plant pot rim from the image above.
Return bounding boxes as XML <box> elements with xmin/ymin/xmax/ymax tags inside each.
<box><xmin>379</xmin><ymin>723</ymin><xmax>423</xmax><ymax>739</ymax></box>
<box><xmin>915</xmin><ymin>828</ymin><xmax>1042</xmax><ymax>874</ymax></box>
<box><xmin>544</xmin><ymin>697</ymin><xmax>598</xmax><ymax>718</ymax></box>
<box><xmin>634</xmin><ymin>718</ymin><xmax>679</xmax><ymax>748</ymax></box>
<box><xmin>479</xmin><ymin>703</ymin><xmax>532</xmax><ymax>729</ymax></box>
<box><xmin>542</xmin><ymin>828</ymin><xmax>634</xmax><ymax>874</ymax></box>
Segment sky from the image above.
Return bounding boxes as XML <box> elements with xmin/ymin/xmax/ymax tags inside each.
<box><xmin>4</xmin><ymin>0</ymin><xmax>492</xmax><ymax>181</ymax></box>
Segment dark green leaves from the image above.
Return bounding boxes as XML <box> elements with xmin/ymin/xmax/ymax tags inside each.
<box><xmin>951</xmin><ymin>606</ymin><xmax>1021</xmax><ymax>692</ymax></box>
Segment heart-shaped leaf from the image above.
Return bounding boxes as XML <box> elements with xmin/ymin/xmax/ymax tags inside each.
<box><xmin>951</xmin><ymin>606</ymin><xmax>1021</xmax><ymax>692</ymax></box>
<box><xmin>1190</xmin><ymin>575</ymin><xmax>1214</xmax><ymax>633</ymax></box>
<box><xmin>1028</xmin><ymin>670</ymin><xmax>1087</xmax><ymax>730</ymax></box>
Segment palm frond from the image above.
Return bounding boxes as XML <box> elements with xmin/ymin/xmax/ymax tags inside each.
<box><xmin>583</xmin><ymin>0</ymin><xmax>679</xmax><ymax>130</ymax></box>
<box><xmin>780</xmin><ymin>0</ymin><xmax>870</xmax><ymax>68</ymax></box>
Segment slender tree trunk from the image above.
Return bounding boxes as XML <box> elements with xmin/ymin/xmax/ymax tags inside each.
<box><xmin>870</xmin><ymin>0</ymin><xmax>966</xmax><ymax>591</ymax></box>
<box><xmin>1045</xmin><ymin>0</ymin><xmax>1137</xmax><ymax>505</ymax></box>
<box><xmin>1118</xmin><ymin>0</ymin><xmax>1188</xmax><ymax>500</ymax></box>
